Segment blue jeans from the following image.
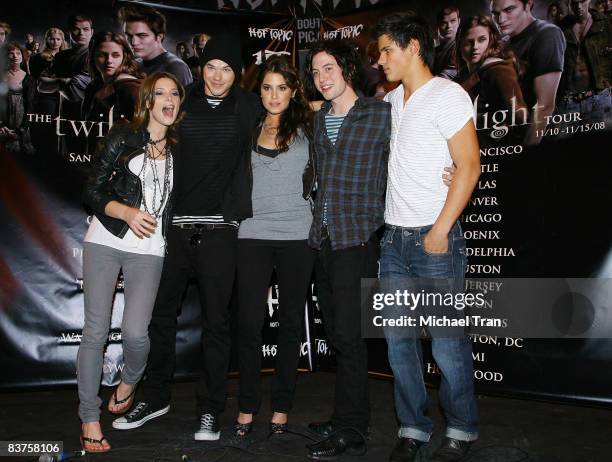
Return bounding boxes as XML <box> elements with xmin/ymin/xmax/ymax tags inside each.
<box><xmin>379</xmin><ymin>222</ymin><xmax>478</xmax><ymax>442</ymax></box>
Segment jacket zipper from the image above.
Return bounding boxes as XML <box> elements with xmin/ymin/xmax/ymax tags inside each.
<box><xmin>117</xmin><ymin>145</ymin><xmax>147</xmax><ymax>238</ymax></box>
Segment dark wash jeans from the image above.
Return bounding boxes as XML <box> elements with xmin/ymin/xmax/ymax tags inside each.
<box><xmin>143</xmin><ymin>226</ymin><xmax>237</xmax><ymax>414</ymax></box>
<box><xmin>379</xmin><ymin>222</ymin><xmax>479</xmax><ymax>442</ymax></box>
<box><xmin>314</xmin><ymin>232</ymin><xmax>379</xmax><ymax>434</ymax></box>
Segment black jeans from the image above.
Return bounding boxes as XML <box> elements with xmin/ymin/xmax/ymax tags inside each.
<box><xmin>143</xmin><ymin>225</ymin><xmax>237</xmax><ymax>414</ymax></box>
<box><xmin>236</xmin><ymin>239</ymin><xmax>316</xmax><ymax>414</ymax></box>
<box><xmin>314</xmin><ymin>233</ymin><xmax>379</xmax><ymax>433</ymax></box>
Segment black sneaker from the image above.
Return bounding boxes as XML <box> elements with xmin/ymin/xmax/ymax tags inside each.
<box><xmin>112</xmin><ymin>401</ymin><xmax>170</xmax><ymax>430</ymax></box>
<box><xmin>194</xmin><ymin>413</ymin><xmax>220</xmax><ymax>441</ymax></box>
<box><xmin>389</xmin><ymin>437</ymin><xmax>426</xmax><ymax>462</ymax></box>
<box><xmin>430</xmin><ymin>437</ymin><xmax>473</xmax><ymax>462</ymax></box>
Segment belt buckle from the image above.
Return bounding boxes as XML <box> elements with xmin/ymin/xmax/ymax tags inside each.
<box><xmin>190</xmin><ymin>231</ymin><xmax>202</xmax><ymax>247</ymax></box>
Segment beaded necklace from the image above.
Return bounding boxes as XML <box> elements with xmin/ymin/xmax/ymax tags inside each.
<box><xmin>138</xmin><ymin>139</ymin><xmax>172</xmax><ymax>219</ymax></box>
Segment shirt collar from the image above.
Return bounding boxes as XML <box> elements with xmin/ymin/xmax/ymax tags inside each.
<box><xmin>319</xmin><ymin>94</ymin><xmax>367</xmax><ymax>116</ymax></box>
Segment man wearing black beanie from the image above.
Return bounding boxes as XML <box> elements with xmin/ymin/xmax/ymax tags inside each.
<box><xmin>112</xmin><ymin>34</ymin><xmax>261</xmax><ymax>441</ymax></box>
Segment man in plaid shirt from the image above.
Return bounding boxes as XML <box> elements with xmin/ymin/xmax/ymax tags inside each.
<box><xmin>303</xmin><ymin>39</ymin><xmax>390</xmax><ymax>460</ymax></box>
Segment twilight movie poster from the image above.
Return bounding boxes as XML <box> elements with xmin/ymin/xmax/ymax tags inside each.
<box><xmin>1</xmin><ymin>0</ymin><xmax>611</xmax><ymax>406</ymax></box>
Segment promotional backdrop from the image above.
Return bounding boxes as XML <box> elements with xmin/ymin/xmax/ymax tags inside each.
<box><xmin>1</xmin><ymin>0</ymin><xmax>611</xmax><ymax>405</ymax></box>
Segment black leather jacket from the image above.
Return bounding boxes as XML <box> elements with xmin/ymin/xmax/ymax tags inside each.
<box><xmin>82</xmin><ymin>126</ymin><xmax>178</xmax><ymax>239</ymax></box>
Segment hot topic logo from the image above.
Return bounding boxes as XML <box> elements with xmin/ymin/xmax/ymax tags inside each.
<box><xmin>252</xmin><ymin>49</ymin><xmax>291</xmax><ymax>65</ymax></box>
<box><xmin>267</xmin><ymin>284</ymin><xmax>279</xmax><ymax>319</ymax></box>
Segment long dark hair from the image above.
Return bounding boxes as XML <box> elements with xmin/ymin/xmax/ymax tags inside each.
<box><xmin>303</xmin><ymin>39</ymin><xmax>363</xmax><ymax>101</ymax></box>
<box><xmin>127</xmin><ymin>72</ymin><xmax>185</xmax><ymax>144</ymax></box>
<box><xmin>455</xmin><ymin>15</ymin><xmax>518</xmax><ymax>78</ymax></box>
<box><xmin>257</xmin><ymin>56</ymin><xmax>312</xmax><ymax>152</ymax></box>
<box><xmin>88</xmin><ymin>31</ymin><xmax>144</xmax><ymax>83</ymax></box>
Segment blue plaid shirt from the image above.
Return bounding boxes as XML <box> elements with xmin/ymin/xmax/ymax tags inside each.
<box><xmin>309</xmin><ymin>97</ymin><xmax>391</xmax><ymax>250</ymax></box>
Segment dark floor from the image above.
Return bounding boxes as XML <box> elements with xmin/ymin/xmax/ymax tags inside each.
<box><xmin>1</xmin><ymin>372</ymin><xmax>611</xmax><ymax>462</ymax></box>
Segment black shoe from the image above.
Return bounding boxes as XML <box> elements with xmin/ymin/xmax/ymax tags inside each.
<box><xmin>269</xmin><ymin>422</ymin><xmax>288</xmax><ymax>435</ymax></box>
<box><xmin>234</xmin><ymin>421</ymin><xmax>253</xmax><ymax>437</ymax></box>
<box><xmin>308</xmin><ymin>420</ymin><xmax>334</xmax><ymax>438</ymax></box>
<box><xmin>194</xmin><ymin>413</ymin><xmax>220</xmax><ymax>441</ymax></box>
<box><xmin>430</xmin><ymin>437</ymin><xmax>473</xmax><ymax>462</ymax></box>
<box><xmin>112</xmin><ymin>401</ymin><xmax>170</xmax><ymax>430</ymax></box>
<box><xmin>389</xmin><ymin>437</ymin><xmax>426</xmax><ymax>462</ymax></box>
<box><xmin>307</xmin><ymin>434</ymin><xmax>366</xmax><ymax>460</ymax></box>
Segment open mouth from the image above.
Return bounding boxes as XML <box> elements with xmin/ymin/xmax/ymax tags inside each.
<box><xmin>162</xmin><ymin>104</ymin><xmax>175</xmax><ymax>118</ymax></box>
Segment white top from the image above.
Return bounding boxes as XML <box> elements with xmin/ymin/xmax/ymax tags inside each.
<box><xmin>384</xmin><ymin>77</ymin><xmax>473</xmax><ymax>227</ymax></box>
<box><xmin>84</xmin><ymin>153</ymin><xmax>173</xmax><ymax>257</ymax></box>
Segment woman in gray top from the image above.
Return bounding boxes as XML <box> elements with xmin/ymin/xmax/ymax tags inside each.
<box><xmin>234</xmin><ymin>56</ymin><xmax>315</xmax><ymax>436</ymax></box>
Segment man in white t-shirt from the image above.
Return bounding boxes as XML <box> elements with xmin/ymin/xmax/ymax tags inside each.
<box><xmin>373</xmin><ymin>13</ymin><xmax>481</xmax><ymax>462</ymax></box>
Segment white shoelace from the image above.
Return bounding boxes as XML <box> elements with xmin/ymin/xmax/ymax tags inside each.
<box><xmin>128</xmin><ymin>402</ymin><xmax>147</xmax><ymax>418</ymax></box>
<box><xmin>200</xmin><ymin>414</ymin><xmax>214</xmax><ymax>428</ymax></box>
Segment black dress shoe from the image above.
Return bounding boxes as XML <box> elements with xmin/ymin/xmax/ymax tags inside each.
<box><xmin>308</xmin><ymin>420</ymin><xmax>334</xmax><ymax>438</ymax></box>
<box><xmin>307</xmin><ymin>434</ymin><xmax>366</xmax><ymax>460</ymax></box>
<box><xmin>389</xmin><ymin>437</ymin><xmax>426</xmax><ymax>462</ymax></box>
<box><xmin>430</xmin><ymin>437</ymin><xmax>473</xmax><ymax>462</ymax></box>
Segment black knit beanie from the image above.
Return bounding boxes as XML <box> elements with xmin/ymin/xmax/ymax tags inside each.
<box><xmin>199</xmin><ymin>35</ymin><xmax>243</xmax><ymax>77</ymax></box>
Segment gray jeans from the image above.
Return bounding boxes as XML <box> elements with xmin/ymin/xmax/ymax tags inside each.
<box><xmin>77</xmin><ymin>242</ymin><xmax>164</xmax><ymax>422</ymax></box>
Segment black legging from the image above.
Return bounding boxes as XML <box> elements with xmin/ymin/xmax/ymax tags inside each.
<box><xmin>236</xmin><ymin>239</ymin><xmax>316</xmax><ymax>414</ymax></box>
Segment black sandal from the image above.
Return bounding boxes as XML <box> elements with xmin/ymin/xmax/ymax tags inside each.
<box><xmin>80</xmin><ymin>434</ymin><xmax>111</xmax><ymax>453</ymax></box>
<box><xmin>234</xmin><ymin>421</ymin><xmax>253</xmax><ymax>437</ymax></box>
<box><xmin>269</xmin><ymin>422</ymin><xmax>288</xmax><ymax>435</ymax></box>
<box><xmin>108</xmin><ymin>385</ymin><xmax>136</xmax><ymax>415</ymax></box>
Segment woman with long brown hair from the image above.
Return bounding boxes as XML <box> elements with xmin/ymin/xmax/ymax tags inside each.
<box><xmin>78</xmin><ymin>72</ymin><xmax>184</xmax><ymax>453</ymax></box>
<box><xmin>455</xmin><ymin>15</ymin><xmax>527</xmax><ymax>117</ymax></box>
<box><xmin>234</xmin><ymin>56</ymin><xmax>316</xmax><ymax>437</ymax></box>
<box><xmin>82</xmin><ymin>31</ymin><xmax>144</xmax><ymax>152</ymax></box>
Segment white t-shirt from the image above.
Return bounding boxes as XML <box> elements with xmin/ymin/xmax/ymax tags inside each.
<box><xmin>384</xmin><ymin>77</ymin><xmax>474</xmax><ymax>227</ymax></box>
<box><xmin>85</xmin><ymin>153</ymin><xmax>173</xmax><ymax>257</ymax></box>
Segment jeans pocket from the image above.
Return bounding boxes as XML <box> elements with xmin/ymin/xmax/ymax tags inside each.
<box><xmin>380</xmin><ymin>227</ymin><xmax>395</xmax><ymax>249</ymax></box>
<box><xmin>452</xmin><ymin>236</ymin><xmax>467</xmax><ymax>277</ymax></box>
<box><xmin>422</xmin><ymin>236</ymin><xmax>451</xmax><ymax>257</ymax></box>
<box><xmin>453</xmin><ymin>235</ymin><xmax>467</xmax><ymax>255</ymax></box>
